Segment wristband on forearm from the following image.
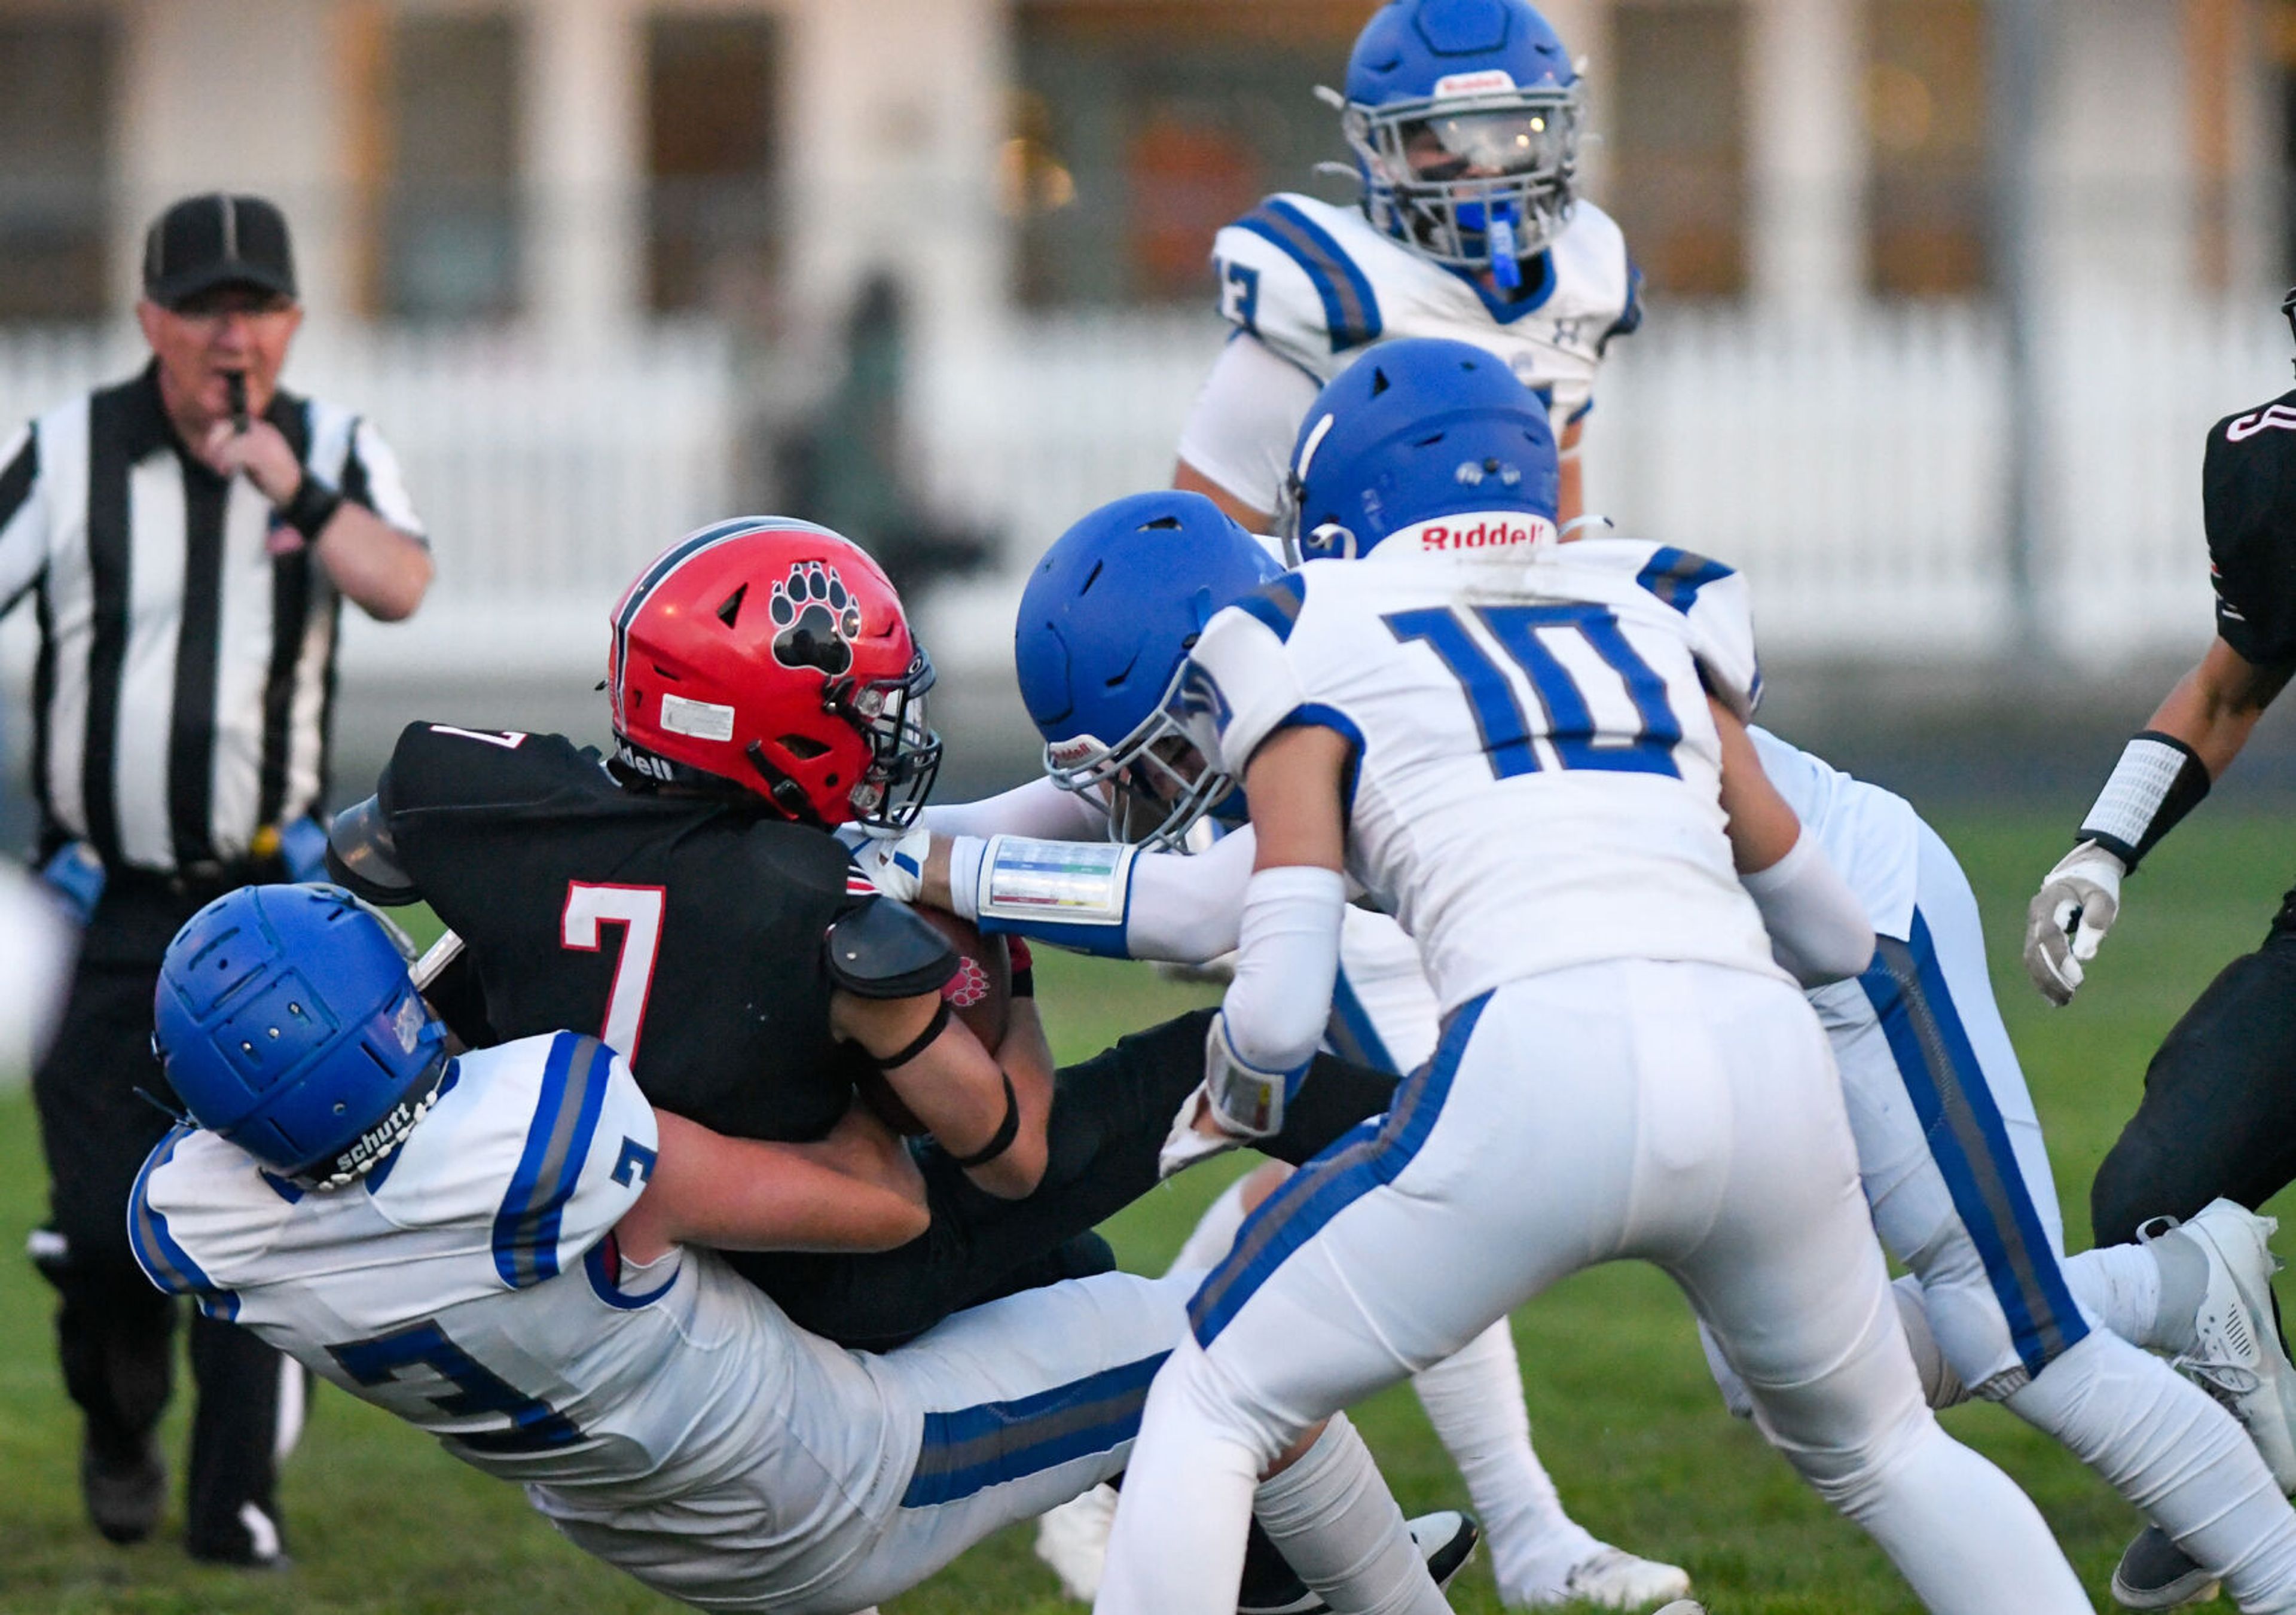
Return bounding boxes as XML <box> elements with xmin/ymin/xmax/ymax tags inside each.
<box><xmin>2078</xmin><ymin>730</ymin><xmax>2211</xmax><ymax>870</ymax></box>
<box><xmin>279</xmin><ymin>473</ymin><xmax>344</xmax><ymax>540</ymax></box>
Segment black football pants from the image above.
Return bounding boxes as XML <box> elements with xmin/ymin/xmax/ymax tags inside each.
<box><xmin>2090</xmin><ymin>894</ymin><xmax>2296</xmax><ymax>1245</ymax></box>
<box><xmin>30</xmin><ymin>885</ymin><xmax>288</xmax><ymax>1560</ymax></box>
<box><xmin>734</xmin><ymin>1006</ymin><xmax>1399</xmax><ymax>1351</ymax></box>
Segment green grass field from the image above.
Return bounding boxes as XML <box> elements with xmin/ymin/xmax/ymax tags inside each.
<box><xmin>1</xmin><ymin>805</ymin><xmax>2291</xmax><ymax>1613</ymax></box>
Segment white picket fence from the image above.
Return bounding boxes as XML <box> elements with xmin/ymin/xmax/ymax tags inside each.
<box><xmin>1</xmin><ymin>297</ymin><xmax>2285</xmax><ymax>684</ymax></box>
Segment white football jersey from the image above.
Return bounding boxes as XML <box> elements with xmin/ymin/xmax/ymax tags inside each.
<box><xmin>129</xmin><ymin>1032</ymin><xmax>924</xmax><ymax>1599</ymax></box>
<box><xmin>1182</xmin><ymin>528</ymin><xmax>1779</xmax><ymax>1010</ymax></box>
<box><xmin>1750</xmin><ymin>726</ymin><xmax>1923</xmax><ymax>943</ymax></box>
<box><xmin>1178</xmin><ymin>192</ymin><xmax>1639</xmax><ymax>510</ymax></box>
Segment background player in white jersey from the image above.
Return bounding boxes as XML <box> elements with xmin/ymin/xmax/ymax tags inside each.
<box><xmin>869</xmin><ymin>490</ymin><xmax>1693</xmax><ymax>1608</ymax></box>
<box><xmin>1089</xmin><ymin>339</ymin><xmax>2090</xmax><ymax>1614</ymax></box>
<box><xmin>130</xmin><ymin>884</ymin><xmax>1470</xmax><ymax>1615</ymax></box>
<box><xmin>881</xmin><ymin>494</ymin><xmax>2296</xmax><ymax>1613</ymax></box>
<box><xmin>1173</xmin><ymin>0</ymin><xmax>1638</xmax><ymax>533</ymax></box>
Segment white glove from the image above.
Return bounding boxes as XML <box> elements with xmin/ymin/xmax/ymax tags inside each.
<box><xmin>1155</xmin><ymin>1010</ymin><xmax>1292</xmax><ymax>1180</ymax></box>
<box><xmin>2023</xmin><ymin>839</ymin><xmax>2126</xmax><ymax>1006</ymax></box>
<box><xmin>845</xmin><ymin>823</ymin><xmax>935</xmax><ymax>903</ymax></box>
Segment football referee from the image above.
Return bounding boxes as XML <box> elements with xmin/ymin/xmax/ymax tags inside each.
<box><xmin>0</xmin><ymin>194</ymin><xmax>431</xmax><ymax>1564</ymax></box>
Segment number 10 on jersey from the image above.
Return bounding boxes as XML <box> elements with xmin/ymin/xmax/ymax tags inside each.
<box><xmin>561</xmin><ymin>883</ymin><xmax>666</xmax><ymax>1066</ymax></box>
<box><xmin>1385</xmin><ymin>603</ymin><xmax>1685</xmax><ymax>779</ymax></box>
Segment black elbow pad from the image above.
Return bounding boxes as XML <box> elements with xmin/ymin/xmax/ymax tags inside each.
<box><xmin>823</xmin><ymin>900</ymin><xmax>959</xmax><ymax>999</ymax></box>
<box><xmin>325</xmin><ymin>795</ymin><xmax>419</xmax><ymax>906</ymax></box>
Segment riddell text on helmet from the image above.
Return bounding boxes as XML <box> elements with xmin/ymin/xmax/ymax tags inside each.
<box><xmin>1410</xmin><ymin>517</ymin><xmax>1554</xmax><ymax>552</ymax></box>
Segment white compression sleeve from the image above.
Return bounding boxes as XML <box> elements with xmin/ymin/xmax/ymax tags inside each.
<box><xmin>1174</xmin><ymin>334</ymin><xmax>1323</xmax><ymax>518</ymax></box>
<box><xmin>1741</xmin><ymin>830</ymin><xmax>1876</xmax><ymax>986</ymax></box>
<box><xmin>1222</xmin><ymin>866</ymin><xmax>1347</xmax><ymax>1075</ymax></box>
<box><xmin>920</xmin><ymin>776</ymin><xmax>1104</xmax><ymax>841</ymax></box>
<box><xmin>1122</xmin><ymin>830</ymin><xmax>1258</xmax><ymax>962</ymax></box>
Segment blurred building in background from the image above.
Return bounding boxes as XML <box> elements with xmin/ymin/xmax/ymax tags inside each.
<box><xmin>1</xmin><ymin>0</ymin><xmax>2293</xmax><ymax>688</ymax></box>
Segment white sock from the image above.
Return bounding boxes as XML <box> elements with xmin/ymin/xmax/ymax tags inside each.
<box><xmin>1170</xmin><ymin>1176</ymin><xmax>1254</xmax><ymax>1275</ymax></box>
<box><xmin>1409</xmin><ymin>1319</ymin><xmax>1592</xmax><ymax>1596</ymax></box>
<box><xmin>1253</xmin><ymin>1413</ymin><xmax>1450</xmax><ymax>1615</ymax></box>
<box><xmin>2062</xmin><ymin>1241</ymin><xmax>2167</xmax><ymax>1347</ymax></box>
<box><xmin>2008</xmin><ymin>1331</ymin><xmax>2296</xmax><ymax>1613</ymax></box>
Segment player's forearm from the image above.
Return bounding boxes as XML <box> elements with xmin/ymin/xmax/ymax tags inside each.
<box><xmin>1173</xmin><ymin>458</ymin><xmax>1273</xmax><ymax>532</ymax></box>
<box><xmin>316</xmin><ymin>503</ymin><xmax>432</xmax><ymax>621</ymax></box>
<box><xmin>920</xmin><ymin>777</ymin><xmax>1104</xmax><ymax>842</ymax></box>
<box><xmin>2142</xmin><ymin>638</ymin><xmax>2292</xmax><ymax>780</ymax></box>
<box><xmin>1554</xmin><ymin>416</ymin><xmax>1585</xmax><ymax>529</ymax></box>
<box><xmin>844</xmin><ymin>992</ymin><xmax>1046</xmax><ymax>1199</ymax></box>
<box><xmin>621</xmin><ymin>1111</ymin><xmax>930</xmax><ymax>1260</ymax></box>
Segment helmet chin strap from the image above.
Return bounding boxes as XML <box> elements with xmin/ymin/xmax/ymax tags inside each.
<box><xmin>744</xmin><ymin>741</ymin><xmax>831</xmax><ymax>829</ymax></box>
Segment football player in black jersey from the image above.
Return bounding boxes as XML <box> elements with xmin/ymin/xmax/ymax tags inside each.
<box><xmin>328</xmin><ymin>518</ymin><xmax>1400</xmax><ymax>1352</ymax></box>
<box><xmin>2023</xmin><ymin>293</ymin><xmax>2296</xmax><ymax>1601</ymax></box>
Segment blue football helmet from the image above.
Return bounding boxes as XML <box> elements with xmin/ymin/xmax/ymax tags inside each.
<box><xmin>1015</xmin><ymin>490</ymin><xmax>1281</xmax><ymax>848</ymax></box>
<box><xmin>1340</xmin><ymin>0</ymin><xmax>1582</xmax><ymax>285</ymax></box>
<box><xmin>154</xmin><ymin>884</ymin><xmax>449</xmax><ymax>1188</ymax></box>
<box><xmin>1287</xmin><ymin>336</ymin><xmax>1559</xmax><ymax>561</ymax></box>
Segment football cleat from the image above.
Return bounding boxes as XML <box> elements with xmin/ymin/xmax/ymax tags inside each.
<box><xmin>2110</xmin><ymin>1525</ymin><xmax>2218</xmax><ymax>1610</ymax></box>
<box><xmin>80</xmin><ymin>1432</ymin><xmax>164</xmax><ymax>1545</ymax></box>
<box><xmin>1517</xmin><ymin>1544</ymin><xmax>1694</xmax><ymax>1610</ymax></box>
<box><xmin>1237</xmin><ymin>1511</ymin><xmax>1479</xmax><ymax>1615</ymax></box>
<box><xmin>1653</xmin><ymin>1605</ymin><xmax>1707</xmax><ymax>1615</ymax></box>
<box><xmin>1033</xmin><ymin>1483</ymin><xmax>1118</xmax><ymax>1602</ymax></box>
<box><xmin>2163</xmin><ymin>1199</ymin><xmax>2296</xmax><ymax>1493</ymax></box>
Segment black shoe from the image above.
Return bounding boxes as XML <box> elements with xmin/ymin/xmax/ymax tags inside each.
<box><xmin>2111</xmin><ymin>1525</ymin><xmax>2219</xmax><ymax>1610</ymax></box>
<box><xmin>80</xmin><ymin>1433</ymin><xmax>164</xmax><ymax>1545</ymax></box>
<box><xmin>1235</xmin><ymin>1512</ymin><xmax>1479</xmax><ymax>1615</ymax></box>
<box><xmin>187</xmin><ymin>1501</ymin><xmax>289</xmax><ymax>1570</ymax></box>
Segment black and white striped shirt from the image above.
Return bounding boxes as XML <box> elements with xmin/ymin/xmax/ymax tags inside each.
<box><xmin>0</xmin><ymin>362</ymin><xmax>424</xmax><ymax>875</ymax></box>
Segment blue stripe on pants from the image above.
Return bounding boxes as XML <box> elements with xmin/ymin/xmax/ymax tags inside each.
<box><xmin>1860</xmin><ymin>912</ymin><xmax>2088</xmax><ymax>1378</ymax></box>
<box><xmin>900</xmin><ymin>1350</ymin><xmax>1170</xmax><ymax>1507</ymax></box>
<box><xmin>1188</xmin><ymin>992</ymin><xmax>1489</xmax><ymax>1349</ymax></box>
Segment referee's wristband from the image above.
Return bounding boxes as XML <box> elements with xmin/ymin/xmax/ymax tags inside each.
<box><xmin>279</xmin><ymin>474</ymin><xmax>344</xmax><ymax>540</ymax></box>
<box><xmin>2077</xmin><ymin>730</ymin><xmax>2210</xmax><ymax>871</ymax></box>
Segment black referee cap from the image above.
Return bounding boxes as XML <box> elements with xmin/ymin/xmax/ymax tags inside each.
<box><xmin>142</xmin><ymin>193</ymin><xmax>297</xmax><ymax>309</ymax></box>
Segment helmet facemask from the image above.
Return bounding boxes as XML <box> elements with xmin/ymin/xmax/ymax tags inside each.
<box><xmin>1043</xmin><ymin>659</ymin><xmax>1235</xmax><ymax>852</ymax></box>
<box><xmin>1344</xmin><ymin>81</ymin><xmax>1583</xmax><ymax>277</ymax></box>
<box><xmin>832</xmin><ymin>648</ymin><xmax>943</xmax><ymax>833</ymax></box>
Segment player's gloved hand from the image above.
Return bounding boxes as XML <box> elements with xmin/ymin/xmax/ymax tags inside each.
<box><xmin>2023</xmin><ymin>839</ymin><xmax>2126</xmax><ymax>1006</ymax></box>
<box><xmin>1158</xmin><ymin>1010</ymin><xmax>1296</xmax><ymax>1180</ymax></box>
<box><xmin>845</xmin><ymin>823</ymin><xmax>935</xmax><ymax>903</ymax></box>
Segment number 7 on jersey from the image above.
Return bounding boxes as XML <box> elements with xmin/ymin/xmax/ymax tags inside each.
<box><xmin>561</xmin><ymin>883</ymin><xmax>666</xmax><ymax>1066</ymax></box>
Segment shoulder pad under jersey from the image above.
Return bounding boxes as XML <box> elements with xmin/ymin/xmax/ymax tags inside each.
<box><xmin>325</xmin><ymin>795</ymin><xmax>417</xmax><ymax>906</ymax></box>
<box><xmin>1627</xmin><ymin>543</ymin><xmax>1761</xmax><ymax>717</ymax></box>
<box><xmin>1214</xmin><ymin>194</ymin><xmax>1387</xmax><ymax>371</ymax></box>
<box><xmin>823</xmin><ymin>899</ymin><xmax>959</xmax><ymax>999</ymax></box>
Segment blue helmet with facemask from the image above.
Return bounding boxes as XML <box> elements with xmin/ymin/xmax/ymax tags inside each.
<box><xmin>1015</xmin><ymin>491</ymin><xmax>1281</xmax><ymax>848</ymax></box>
<box><xmin>1340</xmin><ymin>0</ymin><xmax>1581</xmax><ymax>289</ymax></box>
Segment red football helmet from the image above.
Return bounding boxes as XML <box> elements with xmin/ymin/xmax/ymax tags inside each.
<box><xmin>606</xmin><ymin>518</ymin><xmax>941</xmax><ymax>830</ymax></box>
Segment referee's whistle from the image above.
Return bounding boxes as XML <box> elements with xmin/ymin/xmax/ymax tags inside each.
<box><xmin>224</xmin><ymin>370</ymin><xmax>249</xmax><ymax>433</ymax></box>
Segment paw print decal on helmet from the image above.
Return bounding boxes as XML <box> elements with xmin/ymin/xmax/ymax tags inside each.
<box><xmin>768</xmin><ymin>562</ymin><xmax>865</xmax><ymax>676</ymax></box>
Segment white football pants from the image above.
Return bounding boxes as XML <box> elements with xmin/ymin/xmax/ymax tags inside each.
<box><xmin>1096</xmin><ymin>960</ymin><xmax>2089</xmax><ymax>1615</ymax></box>
<box><xmin>1812</xmin><ymin>823</ymin><xmax>2296</xmax><ymax>1610</ymax></box>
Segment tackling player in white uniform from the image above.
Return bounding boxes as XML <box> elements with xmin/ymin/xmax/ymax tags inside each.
<box><xmin>1174</xmin><ymin>0</ymin><xmax>1639</xmax><ymax>534</ymax></box>
<box><xmin>128</xmin><ymin>884</ymin><xmax>1474</xmax><ymax>1614</ymax></box>
<box><xmin>1086</xmin><ymin>340</ymin><xmax>2090</xmax><ymax>1613</ymax></box>
<box><xmin>874</xmin><ymin>490</ymin><xmax>1688</xmax><ymax>1608</ymax></box>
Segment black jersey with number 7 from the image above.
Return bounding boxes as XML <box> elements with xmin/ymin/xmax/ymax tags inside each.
<box><xmin>372</xmin><ymin>721</ymin><xmax>878</xmax><ymax>1143</ymax></box>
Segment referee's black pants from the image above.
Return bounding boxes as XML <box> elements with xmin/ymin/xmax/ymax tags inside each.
<box><xmin>2091</xmin><ymin>892</ymin><xmax>2296</xmax><ymax>1245</ymax></box>
<box><xmin>735</xmin><ymin>1006</ymin><xmax>1398</xmax><ymax>1351</ymax></box>
<box><xmin>29</xmin><ymin>878</ymin><xmax>288</xmax><ymax>1561</ymax></box>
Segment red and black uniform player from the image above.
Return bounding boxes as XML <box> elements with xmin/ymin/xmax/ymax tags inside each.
<box><xmin>2024</xmin><ymin>290</ymin><xmax>2296</xmax><ymax>1242</ymax></box>
<box><xmin>329</xmin><ymin>520</ymin><xmax>1397</xmax><ymax>1351</ymax></box>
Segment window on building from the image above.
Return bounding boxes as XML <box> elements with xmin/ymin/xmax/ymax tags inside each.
<box><xmin>0</xmin><ymin>17</ymin><xmax>114</xmax><ymax>322</ymax></box>
<box><xmin>379</xmin><ymin>13</ymin><xmax>523</xmax><ymax>320</ymax></box>
<box><xmin>646</xmin><ymin>15</ymin><xmax>781</xmax><ymax>318</ymax></box>
<box><xmin>1012</xmin><ymin>2</ymin><xmax>1363</xmax><ymax>307</ymax></box>
<box><xmin>1866</xmin><ymin>0</ymin><xmax>1990</xmax><ymax>297</ymax></box>
<box><xmin>1606</xmin><ymin>0</ymin><xmax>1748</xmax><ymax>299</ymax></box>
